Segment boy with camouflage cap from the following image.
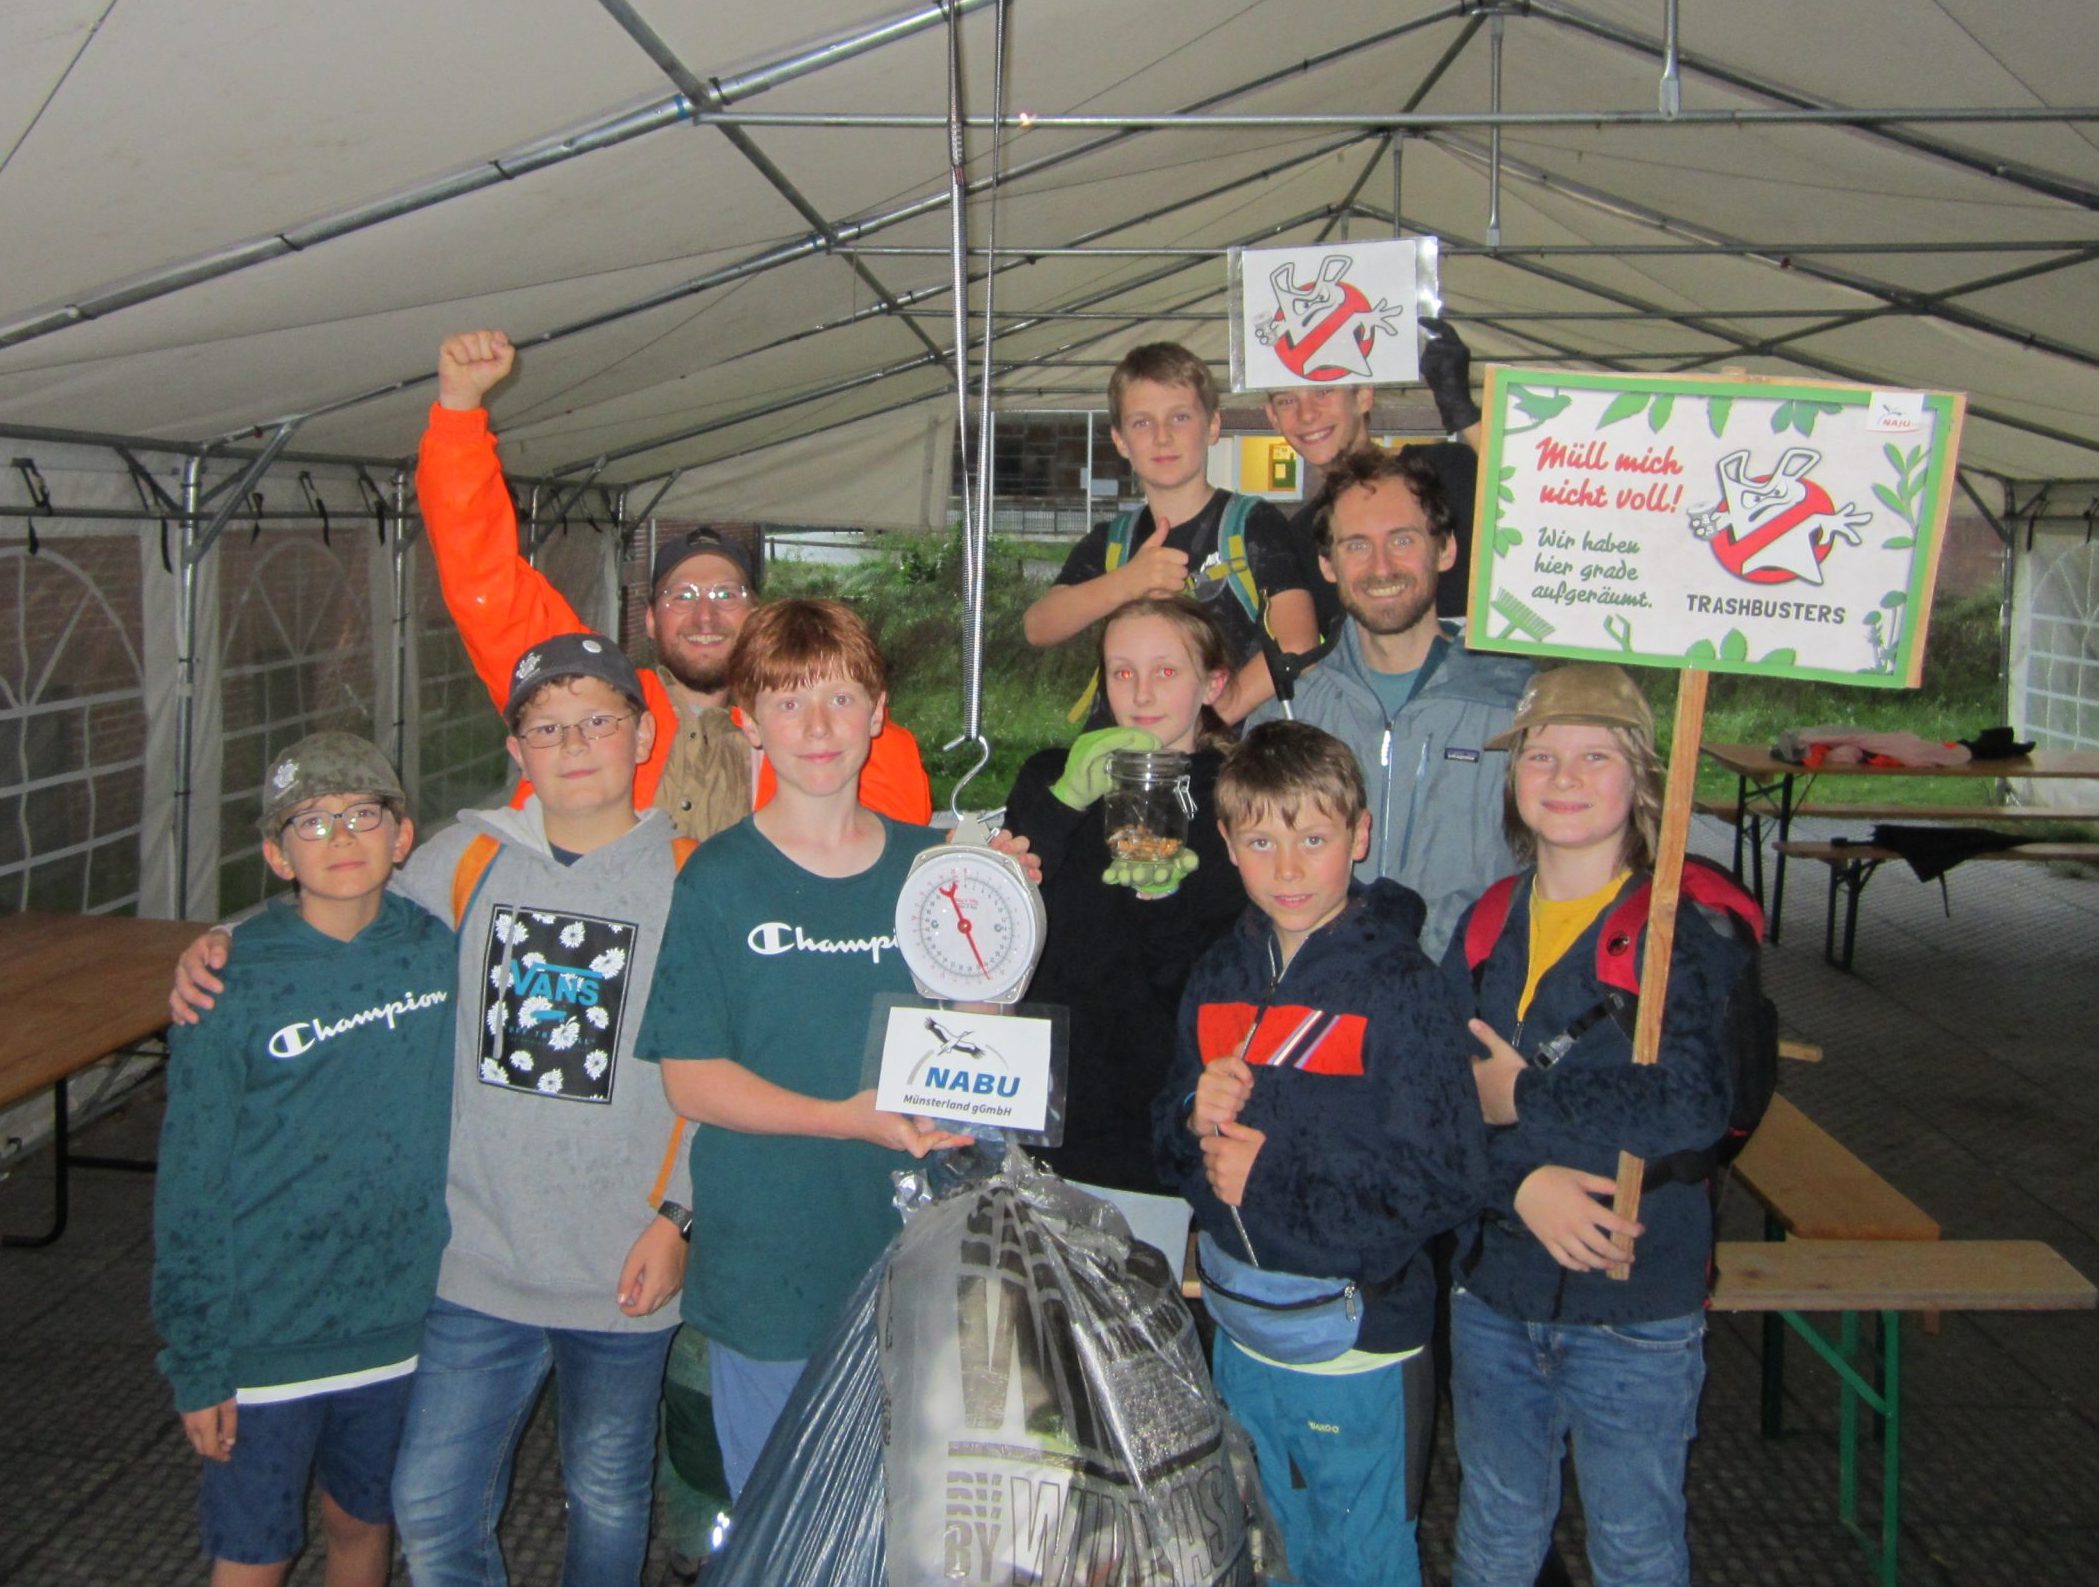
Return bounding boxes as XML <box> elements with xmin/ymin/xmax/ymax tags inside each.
<box><xmin>154</xmin><ymin>730</ymin><xmax>456</xmax><ymax>1586</ymax></box>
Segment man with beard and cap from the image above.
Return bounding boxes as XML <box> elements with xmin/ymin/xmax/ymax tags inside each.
<box><xmin>416</xmin><ymin>329</ymin><xmax>933</xmax><ymax>843</ymax></box>
<box><xmin>1248</xmin><ymin>444</ymin><xmax>1530</xmax><ymax>958</ymax></box>
<box><xmin>1264</xmin><ymin>318</ymin><xmax>1484</xmax><ymax>639</ymax></box>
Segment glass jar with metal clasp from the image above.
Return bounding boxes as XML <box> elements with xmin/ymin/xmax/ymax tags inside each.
<box><xmin>1102</xmin><ymin>749</ymin><xmax>1197</xmax><ymax>865</ymax></box>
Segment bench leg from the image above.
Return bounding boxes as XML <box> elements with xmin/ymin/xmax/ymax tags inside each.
<box><xmin>2</xmin><ymin>1075</ymin><xmax>72</xmax><ymax>1248</ymax></box>
<box><xmin>1821</xmin><ymin>858</ymin><xmax>1881</xmax><ymax>972</ymax></box>
<box><xmin>1760</xmin><ymin>1213</ymin><xmax>1787</xmax><ymax>1438</ymax></box>
<box><xmin>1</xmin><ymin>1067</ymin><xmax>160</xmax><ymax>1249</ymax></box>
<box><xmin>1785</xmin><ymin>1307</ymin><xmax>1901</xmax><ymax>1587</ymax></box>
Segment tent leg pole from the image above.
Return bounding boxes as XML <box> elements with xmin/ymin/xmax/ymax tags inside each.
<box><xmin>391</xmin><ymin>468</ymin><xmax>411</xmax><ymax>781</ymax></box>
<box><xmin>1487</xmin><ymin>14</ymin><xmax>1504</xmax><ymax>250</ymax></box>
<box><xmin>1391</xmin><ymin>134</ymin><xmax>1405</xmax><ymax>237</ymax></box>
<box><xmin>173</xmin><ymin>456</ymin><xmax>203</xmax><ymax>920</ymax></box>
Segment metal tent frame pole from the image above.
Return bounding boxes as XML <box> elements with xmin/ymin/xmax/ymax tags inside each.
<box><xmin>0</xmin><ymin>0</ymin><xmax>996</xmax><ymax>355</ymax></box>
<box><xmin>172</xmin><ymin>457</ymin><xmax>203</xmax><ymax>920</ymax></box>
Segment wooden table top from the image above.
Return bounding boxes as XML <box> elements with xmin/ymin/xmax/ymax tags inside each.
<box><xmin>1702</xmin><ymin>743</ymin><xmax>2099</xmax><ymax>781</ymax></box>
<box><xmin>0</xmin><ymin>912</ymin><xmax>213</xmax><ymax>1109</ymax></box>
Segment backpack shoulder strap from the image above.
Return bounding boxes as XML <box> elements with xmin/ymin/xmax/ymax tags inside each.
<box><xmin>1591</xmin><ymin>859</ymin><xmax>1765</xmax><ymax>998</ymax></box>
<box><xmin>1680</xmin><ymin>854</ymin><xmax>1766</xmax><ymax>940</ymax></box>
<box><xmin>1101</xmin><ymin>509</ymin><xmax>1144</xmax><ymax>572</ymax></box>
<box><xmin>1216</xmin><ymin>494</ymin><xmax>1264</xmax><ymax>624</ymax></box>
<box><xmin>451</xmin><ymin>833</ymin><xmax>502</xmax><ymax>928</ymax></box>
<box><xmin>1463</xmin><ymin>875</ymin><xmax>1523</xmax><ymax>986</ymax></box>
<box><xmin>1594</xmin><ymin>876</ymin><xmax>1652</xmax><ymax>997</ymax></box>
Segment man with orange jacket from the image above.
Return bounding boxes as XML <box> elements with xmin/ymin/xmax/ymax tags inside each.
<box><xmin>419</xmin><ymin>330</ymin><xmax>933</xmax><ymax>838</ymax></box>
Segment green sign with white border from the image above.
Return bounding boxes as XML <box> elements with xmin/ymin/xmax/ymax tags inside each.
<box><xmin>1468</xmin><ymin>368</ymin><xmax>1966</xmax><ymax>687</ymax></box>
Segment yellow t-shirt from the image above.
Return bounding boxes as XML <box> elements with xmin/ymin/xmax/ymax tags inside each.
<box><xmin>1516</xmin><ymin>871</ymin><xmax>1632</xmax><ymax>1020</ymax></box>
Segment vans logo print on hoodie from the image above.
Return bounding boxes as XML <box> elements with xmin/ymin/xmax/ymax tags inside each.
<box><xmin>476</xmin><ymin>905</ymin><xmax>636</xmax><ymax>1103</ymax></box>
<box><xmin>1198</xmin><ymin>1003</ymin><xmax>1368</xmax><ymax>1077</ymax></box>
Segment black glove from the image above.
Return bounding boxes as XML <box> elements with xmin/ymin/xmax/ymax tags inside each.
<box><xmin>1419</xmin><ymin>316</ymin><xmax>1481</xmax><ymax>434</ymax></box>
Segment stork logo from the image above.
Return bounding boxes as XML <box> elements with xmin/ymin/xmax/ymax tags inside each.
<box><xmin>906</xmin><ymin>1016</ymin><xmax>1019</xmax><ymax>1099</ymax></box>
<box><xmin>1688</xmin><ymin>448</ymin><xmax>1874</xmax><ymax>587</ymax></box>
<box><xmin>1255</xmin><ymin>254</ymin><xmax>1406</xmax><ymax>382</ymax></box>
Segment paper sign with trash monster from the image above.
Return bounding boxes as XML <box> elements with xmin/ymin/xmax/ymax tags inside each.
<box><xmin>1227</xmin><ymin>237</ymin><xmax>1440</xmax><ymax>392</ymax></box>
<box><xmin>1468</xmin><ymin>369</ymin><xmax>1966</xmax><ymax>687</ymax></box>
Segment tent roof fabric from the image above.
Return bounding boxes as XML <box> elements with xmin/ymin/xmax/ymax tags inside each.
<box><xmin>3</xmin><ymin>0</ymin><xmax>2096</xmax><ymax>513</ymax></box>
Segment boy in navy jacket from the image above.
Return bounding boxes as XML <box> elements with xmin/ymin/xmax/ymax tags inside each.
<box><xmin>1154</xmin><ymin>720</ymin><xmax>1486</xmax><ymax>1587</ymax></box>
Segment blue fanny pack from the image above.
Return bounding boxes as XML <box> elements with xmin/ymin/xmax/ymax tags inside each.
<box><xmin>1196</xmin><ymin>1230</ymin><xmax>1368</xmax><ymax>1365</ymax></box>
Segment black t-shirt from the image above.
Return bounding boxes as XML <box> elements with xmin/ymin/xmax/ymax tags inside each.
<box><xmin>1051</xmin><ymin>488</ymin><xmax>1306</xmax><ymax>669</ymax></box>
<box><xmin>1000</xmin><ymin>746</ymin><xmax>1246</xmax><ymax>1192</ymax></box>
<box><xmin>1285</xmin><ymin>441</ymin><xmax>1481</xmax><ymax>635</ymax></box>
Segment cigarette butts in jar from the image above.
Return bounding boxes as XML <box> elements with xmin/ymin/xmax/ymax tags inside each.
<box><xmin>1102</xmin><ymin>750</ymin><xmax>1196</xmax><ymax>864</ymax></box>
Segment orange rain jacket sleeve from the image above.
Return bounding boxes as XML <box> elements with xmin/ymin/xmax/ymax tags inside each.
<box><xmin>415</xmin><ymin>404</ymin><xmax>934</xmax><ymax>825</ymax></box>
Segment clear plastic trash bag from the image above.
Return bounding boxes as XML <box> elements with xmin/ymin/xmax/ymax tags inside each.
<box><xmin>708</xmin><ymin>1141</ymin><xmax>1274</xmax><ymax>1586</ymax></box>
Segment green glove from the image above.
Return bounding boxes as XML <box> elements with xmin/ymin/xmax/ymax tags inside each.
<box><xmin>1050</xmin><ymin>726</ymin><xmax>1159</xmax><ymax>810</ymax></box>
<box><xmin>1103</xmin><ymin>846</ymin><xmax>1200</xmax><ymax>899</ymax></box>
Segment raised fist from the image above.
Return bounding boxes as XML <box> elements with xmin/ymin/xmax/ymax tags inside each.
<box><xmin>437</xmin><ymin>330</ymin><xmax>516</xmax><ymax>412</ymax></box>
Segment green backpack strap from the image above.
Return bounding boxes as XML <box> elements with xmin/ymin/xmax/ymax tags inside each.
<box><xmin>1215</xmin><ymin>493</ymin><xmax>1265</xmax><ymax>627</ymax></box>
<box><xmin>1069</xmin><ymin>510</ymin><xmax>1146</xmax><ymax>722</ymax></box>
<box><xmin>1101</xmin><ymin>509</ymin><xmax>1143</xmax><ymax>572</ymax></box>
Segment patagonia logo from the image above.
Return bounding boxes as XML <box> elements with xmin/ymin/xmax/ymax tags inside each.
<box><xmin>1444</xmin><ymin>747</ymin><xmax>1481</xmax><ymax>762</ymax></box>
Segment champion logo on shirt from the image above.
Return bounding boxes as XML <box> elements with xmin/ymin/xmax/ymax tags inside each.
<box><xmin>745</xmin><ymin>921</ymin><xmax>896</xmax><ymax>964</ymax></box>
<box><xmin>268</xmin><ymin>989</ymin><xmax>450</xmax><ymax>1060</ymax></box>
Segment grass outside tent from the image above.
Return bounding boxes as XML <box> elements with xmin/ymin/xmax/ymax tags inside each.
<box><xmin>763</xmin><ymin>535</ymin><xmax>2014</xmax><ymax>819</ymax></box>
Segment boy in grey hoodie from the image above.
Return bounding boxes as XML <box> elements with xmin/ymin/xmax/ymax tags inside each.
<box><xmin>175</xmin><ymin>634</ymin><xmax>693</xmax><ymax>1587</ymax></box>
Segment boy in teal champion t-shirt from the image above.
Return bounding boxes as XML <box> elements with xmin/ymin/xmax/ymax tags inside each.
<box><xmin>636</xmin><ymin>600</ymin><xmax>982</xmax><ymax>1502</ymax></box>
<box><xmin>153</xmin><ymin>732</ymin><xmax>455</xmax><ymax>1587</ymax></box>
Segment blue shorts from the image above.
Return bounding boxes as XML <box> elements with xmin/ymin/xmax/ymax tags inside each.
<box><xmin>198</xmin><ymin>1374</ymin><xmax>414</xmax><ymax>1565</ymax></box>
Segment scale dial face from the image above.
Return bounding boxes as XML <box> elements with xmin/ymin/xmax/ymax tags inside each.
<box><xmin>895</xmin><ymin>845</ymin><xmax>1047</xmax><ymax>1005</ymax></box>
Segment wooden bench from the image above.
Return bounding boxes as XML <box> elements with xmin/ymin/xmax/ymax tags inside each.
<box><xmin>1711</xmin><ymin>1238</ymin><xmax>2094</xmax><ymax>1587</ymax></box>
<box><xmin>1775</xmin><ymin>839</ymin><xmax>2099</xmax><ymax>969</ymax></box>
<box><xmin>1695</xmin><ymin>798</ymin><xmax>2094</xmax><ymax>926</ymax></box>
<box><xmin>1732</xmin><ymin>1095</ymin><xmax>1939</xmax><ymax>1436</ymax></box>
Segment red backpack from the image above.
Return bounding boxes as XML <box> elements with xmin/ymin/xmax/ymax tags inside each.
<box><xmin>1462</xmin><ymin>856</ymin><xmax>1778</xmax><ymax>1188</ymax></box>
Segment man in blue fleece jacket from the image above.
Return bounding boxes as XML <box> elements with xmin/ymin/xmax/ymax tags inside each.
<box><xmin>154</xmin><ymin>732</ymin><xmax>455</xmax><ymax>1587</ymax></box>
<box><xmin>1154</xmin><ymin>721</ymin><xmax>1487</xmax><ymax>1587</ymax></box>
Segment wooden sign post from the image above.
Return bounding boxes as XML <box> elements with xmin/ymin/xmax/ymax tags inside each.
<box><xmin>1467</xmin><ymin>367</ymin><xmax>1966</xmax><ymax>1274</ymax></box>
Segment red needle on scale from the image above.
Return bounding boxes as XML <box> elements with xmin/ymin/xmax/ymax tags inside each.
<box><xmin>938</xmin><ymin>879</ymin><xmax>991</xmax><ymax>977</ymax></box>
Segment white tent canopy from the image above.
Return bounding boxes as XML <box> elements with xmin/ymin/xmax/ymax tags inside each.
<box><xmin>4</xmin><ymin>0</ymin><xmax>2099</xmax><ymax>928</ymax></box>
<box><xmin>4</xmin><ymin>0</ymin><xmax>2097</xmax><ymax>500</ymax></box>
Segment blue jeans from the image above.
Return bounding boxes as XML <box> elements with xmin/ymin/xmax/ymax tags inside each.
<box><xmin>1211</xmin><ymin>1339</ymin><xmax>1428</xmax><ymax>1587</ymax></box>
<box><xmin>391</xmin><ymin>1298</ymin><xmax>675</xmax><ymax>1587</ymax></box>
<box><xmin>1450</xmin><ymin>1288</ymin><xmax>1704</xmax><ymax>1587</ymax></box>
<box><xmin>707</xmin><ymin>1342</ymin><xmax>809</xmax><ymax>1502</ymax></box>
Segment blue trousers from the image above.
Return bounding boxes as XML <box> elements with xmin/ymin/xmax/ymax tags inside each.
<box><xmin>1211</xmin><ymin>1338</ymin><xmax>1429</xmax><ymax>1587</ymax></box>
<box><xmin>708</xmin><ymin>1342</ymin><xmax>809</xmax><ymax>1502</ymax></box>
<box><xmin>1450</xmin><ymin>1288</ymin><xmax>1705</xmax><ymax>1587</ymax></box>
<box><xmin>390</xmin><ymin>1298</ymin><xmax>674</xmax><ymax>1587</ymax></box>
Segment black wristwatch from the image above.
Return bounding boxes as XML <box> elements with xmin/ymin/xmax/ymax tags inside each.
<box><xmin>656</xmin><ymin>1200</ymin><xmax>694</xmax><ymax>1242</ymax></box>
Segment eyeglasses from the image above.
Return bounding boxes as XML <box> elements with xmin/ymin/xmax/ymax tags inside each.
<box><xmin>281</xmin><ymin>803</ymin><xmax>390</xmax><ymax>843</ymax></box>
<box><xmin>656</xmin><ymin>582</ymin><xmax>752</xmax><ymax>609</ymax></box>
<box><xmin>513</xmin><ymin>711</ymin><xmax>635</xmax><ymax>750</ymax></box>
